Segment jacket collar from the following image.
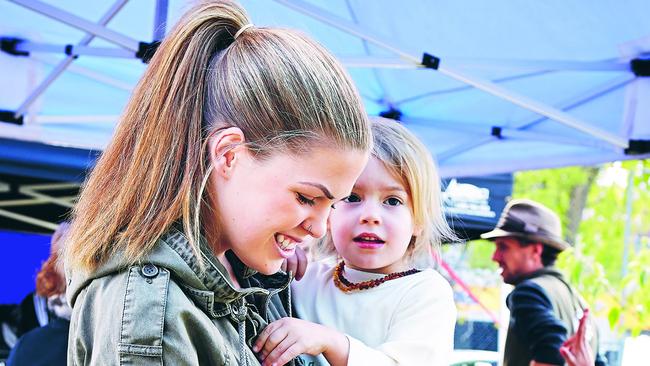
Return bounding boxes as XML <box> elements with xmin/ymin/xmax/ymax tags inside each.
<box><xmin>159</xmin><ymin>226</ymin><xmax>267</xmax><ymax>304</ymax></box>
<box><xmin>511</xmin><ymin>266</ymin><xmax>564</xmax><ymax>286</ymax></box>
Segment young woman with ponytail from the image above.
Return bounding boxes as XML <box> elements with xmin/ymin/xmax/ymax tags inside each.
<box><xmin>64</xmin><ymin>1</ymin><xmax>371</xmax><ymax>364</ymax></box>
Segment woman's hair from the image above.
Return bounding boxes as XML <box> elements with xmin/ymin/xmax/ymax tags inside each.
<box><xmin>65</xmin><ymin>0</ymin><xmax>371</xmax><ymax>272</ymax></box>
<box><xmin>316</xmin><ymin>117</ymin><xmax>456</xmax><ymax>267</ymax></box>
<box><xmin>36</xmin><ymin>252</ymin><xmax>66</xmax><ymax>298</ymax></box>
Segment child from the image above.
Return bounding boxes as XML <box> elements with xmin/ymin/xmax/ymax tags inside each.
<box><xmin>254</xmin><ymin>117</ymin><xmax>457</xmax><ymax>366</ymax></box>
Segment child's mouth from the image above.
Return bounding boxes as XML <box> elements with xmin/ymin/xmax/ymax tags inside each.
<box><xmin>353</xmin><ymin>233</ymin><xmax>385</xmax><ymax>248</ymax></box>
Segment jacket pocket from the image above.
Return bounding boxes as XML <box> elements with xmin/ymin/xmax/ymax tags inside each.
<box><xmin>119</xmin><ymin>265</ymin><xmax>170</xmax><ymax>365</ymax></box>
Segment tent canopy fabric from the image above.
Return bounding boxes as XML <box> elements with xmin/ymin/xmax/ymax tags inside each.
<box><xmin>1</xmin><ymin>0</ymin><xmax>649</xmax><ymax>179</ymax></box>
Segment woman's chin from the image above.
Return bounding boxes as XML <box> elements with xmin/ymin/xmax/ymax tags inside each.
<box><xmin>251</xmin><ymin>260</ymin><xmax>285</xmax><ymax>276</ymax></box>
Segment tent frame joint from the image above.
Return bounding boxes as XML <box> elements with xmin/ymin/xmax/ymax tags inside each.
<box><xmin>421</xmin><ymin>52</ymin><xmax>440</xmax><ymax>70</ymax></box>
<box><xmin>379</xmin><ymin>107</ymin><xmax>403</xmax><ymax>121</ymax></box>
<box><xmin>631</xmin><ymin>58</ymin><xmax>650</xmax><ymax>77</ymax></box>
<box><xmin>0</xmin><ymin>37</ymin><xmax>29</xmax><ymax>56</ymax></box>
<box><xmin>624</xmin><ymin>140</ymin><xmax>650</xmax><ymax>155</ymax></box>
<box><xmin>0</xmin><ymin>110</ymin><xmax>24</xmax><ymax>125</ymax></box>
<box><xmin>136</xmin><ymin>41</ymin><xmax>161</xmax><ymax>63</ymax></box>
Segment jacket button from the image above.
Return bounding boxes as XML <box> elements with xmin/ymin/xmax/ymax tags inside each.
<box><xmin>141</xmin><ymin>263</ymin><xmax>159</xmax><ymax>278</ymax></box>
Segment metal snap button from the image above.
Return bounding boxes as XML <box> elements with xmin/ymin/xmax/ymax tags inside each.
<box><xmin>141</xmin><ymin>263</ymin><xmax>159</xmax><ymax>278</ymax></box>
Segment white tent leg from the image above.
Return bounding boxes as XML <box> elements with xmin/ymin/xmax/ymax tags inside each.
<box><xmin>274</xmin><ymin>0</ymin><xmax>629</xmax><ymax>149</ymax></box>
<box><xmin>8</xmin><ymin>0</ymin><xmax>139</xmax><ymax>51</ymax></box>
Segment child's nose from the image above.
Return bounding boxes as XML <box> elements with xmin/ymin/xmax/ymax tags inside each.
<box><xmin>359</xmin><ymin>202</ymin><xmax>381</xmax><ymax>225</ymax></box>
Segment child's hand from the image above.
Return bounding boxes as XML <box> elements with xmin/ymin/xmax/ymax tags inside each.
<box><xmin>253</xmin><ymin>318</ymin><xmax>346</xmax><ymax>366</ymax></box>
<box><xmin>280</xmin><ymin>246</ymin><xmax>308</xmax><ymax>280</ymax></box>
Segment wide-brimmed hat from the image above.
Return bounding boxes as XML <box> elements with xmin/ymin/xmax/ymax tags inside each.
<box><xmin>480</xmin><ymin>199</ymin><xmax>570</xmax><ymax>251</ymax></box>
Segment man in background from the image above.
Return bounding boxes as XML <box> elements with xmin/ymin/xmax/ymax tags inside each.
<box><xmin>482</xmin><ymin>199</ymin><xmax>606</xmax><ymax>366</ymax></box>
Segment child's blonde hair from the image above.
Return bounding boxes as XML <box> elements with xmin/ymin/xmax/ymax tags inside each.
<box><xmin>316</xmin><ymin>117</ymin><xmax>455</xmax><ymax>267</ymax></box>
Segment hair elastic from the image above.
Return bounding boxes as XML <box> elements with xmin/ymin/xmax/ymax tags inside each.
<box><xmin>234</xmin><ymin>24</ymin><xmax>254</xmax><ymax>39</ymax></box>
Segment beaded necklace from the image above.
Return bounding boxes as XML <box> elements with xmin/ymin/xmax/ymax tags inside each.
<box><xmin>332</xmin><ymin>261</ymin><xmax>421</xmax><ymax>293</ymax></box>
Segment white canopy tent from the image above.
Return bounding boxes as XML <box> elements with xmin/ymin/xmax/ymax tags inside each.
<box><xmin>1</xmin><ymin>0</ymin><xmax>649</xmax><ymax>179</ymax></box>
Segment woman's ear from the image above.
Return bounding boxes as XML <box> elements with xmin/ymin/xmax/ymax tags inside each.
<box><xmin>207</xmin><ymin>127</ymin><xmax>246</xmax><ymax>178</ymax></box>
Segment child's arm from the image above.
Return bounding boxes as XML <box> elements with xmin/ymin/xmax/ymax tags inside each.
<box><xmin>253</xmin><ymin>318</ymin><xmax>349</xmax><ymax>366</ymax></box>
<box><xmin>280</xmin><ymin>246</ymin><xmax>308</xmax><ymax>280</ymax></box>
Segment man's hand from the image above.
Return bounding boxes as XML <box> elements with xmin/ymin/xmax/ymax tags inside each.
<box><xmin>280</xmin><ymin>246</ymin><xmax>308</xmax><ymax>280</ymax></box>
<box><xmin>253</xmin><ymin>318</ymin><xmax>348</xmax><ymax>366</ymax></box>
<box><xmin>559</xmin><ymin>309</ymin><xmax>595</xmax><ymax>366</ymax></box>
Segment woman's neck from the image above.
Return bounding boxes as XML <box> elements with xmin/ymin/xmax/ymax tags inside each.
<box><xmin>216</xmin><ymin>251</ymin><xmax>241</xmax><ymax>289</ymax></box>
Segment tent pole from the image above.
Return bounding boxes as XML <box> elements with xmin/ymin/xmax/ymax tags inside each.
<box><xmin>12</xmin><ymin>0</ymin><xmax>129</xmax><ymax>119</ymax></box>
<box><xmin>273</xmin><ymin>0</ymin><xmax>629</xmax><ymax>149</ymax></box>
<box><xmin>436</xmin><ymin>75</ymin><xmax>635</xmax><ymax>162</ymax></box>
<box><xmin>31</xmin><ymin>55</ymin><xmax>134</xmax><ymax>91</ymax></box>
<box><xmin>8</xmin><ymin>0</ymin><xmax>139</xmax><ymax>51</ymax></box>
<box><xmin>153</xmin><ymin>0</ymin><xmax>169</xmax><ymax>41</ymax></box>
<box><xmin>11</xmin><ymin>42</ymin><xmax>134</xmax><ymax>58</ymax></box>
<box><xmin>339</xmin><ymin>56</ymin><xmax>627</xmax><ymax>72</ymax></box>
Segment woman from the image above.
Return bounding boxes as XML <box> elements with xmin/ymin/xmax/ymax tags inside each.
<box><xmin>64</xmin><ymin>1</ymin><xmax>371</xmax><ymax>365</ymax></box>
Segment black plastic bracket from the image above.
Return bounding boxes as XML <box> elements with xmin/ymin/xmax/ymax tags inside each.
<box><xmin>379</xmin><ymin>107</ymin><xmax>403</xmax><ymax>121</ymax></box>
<box><xmin>624</xmin><ymin>139</ymin><xmax>650</xmax><ymax>155</ymax></box>
<box><xmin>491</xmin><ymin>126</ymin><xmax>503</xmax><ymax>138</ymax></box>
<box><xmin>0</xmin><ymin>37</ymin><xmax>29</xmax><ymax>57</ymax></box>
<box><xmin>136</xmin><ymin>41</ymin><xmax>161</xmax><ymax>63</ymax></box>
<box><xmin>631</xmin><ymin>58</ymin><xmax>650</xmax><ymax>77</ymax></box>
<box><xmin>422</xmin><ymin>52</ymin><xmax>440</xmax><ymax>70</ymax></box>
<box><xmin>0</xmin><ymin>110</ymin><xmax>24</xmax><ymax>125</ymax></box>
<box><xmin>64</xmin><ymin>44</ymin><xmax>79</xmax><ymax>59</ymax></box>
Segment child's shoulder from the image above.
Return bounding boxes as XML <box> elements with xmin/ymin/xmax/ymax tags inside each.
<box><xmin>407</xmin><ymin>268</ymin><xmax>453</xmax><ymax>294</ymax></box>
<box><xmin>292</xmin><ymin>259</ymin><xmax>336</xmax><ymax>289</ymax></box>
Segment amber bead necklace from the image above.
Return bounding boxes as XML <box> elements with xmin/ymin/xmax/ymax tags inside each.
<box><xmin>332</xmin><ymin>261</ymin><xmax>420</xmax><ymax>293</ymax></box>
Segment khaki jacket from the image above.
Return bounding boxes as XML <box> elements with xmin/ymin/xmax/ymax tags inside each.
<box><xmin>66</xmin><ymin>226</ymin><xmax>293</xmax><ymax>365</ymax></box>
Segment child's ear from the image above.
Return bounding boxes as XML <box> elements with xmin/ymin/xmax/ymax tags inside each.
<box><xmin>207</xmin><ymin>127</ymin><xmax>246</xmax><ymax>178</ymax></box>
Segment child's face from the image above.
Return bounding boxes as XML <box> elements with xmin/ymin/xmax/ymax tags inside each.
<box><xmin>214</xmin><ymin>146</ymin><xmax>368</xmax><ymax>275</ymax></box>
<box><xmin>329</xmin><ymin>157</ymin><xmax>415</xmax><ymax>274</ymax></box>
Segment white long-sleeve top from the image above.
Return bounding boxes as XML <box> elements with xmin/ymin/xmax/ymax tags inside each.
<box><xmin>292</xmin><ymin>261</ymin><xmax>456</xmax><ymax>366</ymax></box>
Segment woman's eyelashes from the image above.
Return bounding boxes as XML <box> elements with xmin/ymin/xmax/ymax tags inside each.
<box><xmin>297</xmin><ymin>192</ymin><xmax>339</xmax><ymax>209</ymax></box>
<box><xmin>296</xmin><ymin>193</ymin><xmax>316</xmax><ymax>206</ymax></box>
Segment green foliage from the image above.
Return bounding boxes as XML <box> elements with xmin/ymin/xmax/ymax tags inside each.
<box><xmin>465</xmin><ymin>159</ymin><xmax>650</xmax><ymax>334</ymax></box>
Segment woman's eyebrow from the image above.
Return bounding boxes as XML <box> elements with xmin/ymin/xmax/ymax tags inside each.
<box><xmin>299</xmin><ymin>182</ymin><xmax>334</xmax><ymax>199</ymax></box>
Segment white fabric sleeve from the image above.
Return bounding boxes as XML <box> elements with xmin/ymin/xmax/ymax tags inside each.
<box><xmin>345</xmin><ymin>274</ymin><xmax>456</xmax><ymax>366</ymax></box>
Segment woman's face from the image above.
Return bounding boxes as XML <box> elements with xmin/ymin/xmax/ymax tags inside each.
<box><xmin>212</xmin><ymin>140</ymin><xmax>368</xmax><ymax>275</ymax></box>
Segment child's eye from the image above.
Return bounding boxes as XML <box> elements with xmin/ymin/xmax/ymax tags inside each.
<box><xmin>296</xmin><ymin>193</ymin><xmax>316</xmax><ymax>206</ymax></box>
<box><xmin>384</xmin><ymin>197</ymin><xmax>403</xmax><ymax>206</ymax></box>
<box><xmin>344</xmin><ymin>193</ymin><xmax>361</xmax><ymax>203</ymax></box>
